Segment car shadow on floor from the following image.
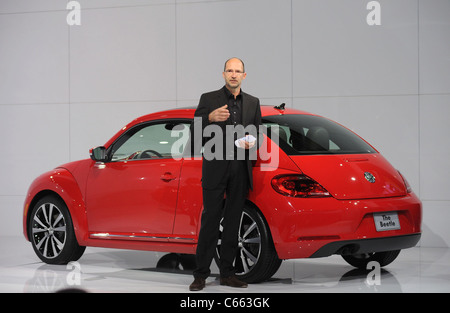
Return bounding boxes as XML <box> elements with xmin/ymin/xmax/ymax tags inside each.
<box><xmin>23</xmin><ymin>251</ymin><xmax>401</xmax><ymax>292</ymax></box>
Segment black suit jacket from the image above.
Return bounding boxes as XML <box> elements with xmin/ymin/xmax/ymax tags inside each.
<box><xmin>191</xmin><ymin>86</ymin><xmax>262</xmax><ymax>190</ymax></box>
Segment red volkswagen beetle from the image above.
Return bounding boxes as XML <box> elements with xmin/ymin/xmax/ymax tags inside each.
<box><xmin>23</xmin><ymin>105</ymin><xmax>421</xmax><ymax>283</ymax></box>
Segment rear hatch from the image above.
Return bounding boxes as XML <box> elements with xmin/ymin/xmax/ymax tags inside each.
<box><xmin>263</xmin><ymin>113</ymin><xmax>407</xmax><ymax>200</ymax></box>
<box><xmin>289</xmin><ymin>154</ymin><xmax>407</xmax><ymax>200</ymax></box>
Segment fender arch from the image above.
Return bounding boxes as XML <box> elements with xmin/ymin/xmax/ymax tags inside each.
<box><xmin>23</xmin><ymin>169</ymin><xmax>89</xmax><ymax>245</ymax></box>
<box><xmin>244</xmin><ymin>199</ymin><xmax>280</xmax><ymax>259</ymax></box>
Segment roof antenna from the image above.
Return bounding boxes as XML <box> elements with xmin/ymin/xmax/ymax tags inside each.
<box><xmin>274</xmin><ymin>103</ymin><xmax>285</xmax><ymax>110</ymax></box>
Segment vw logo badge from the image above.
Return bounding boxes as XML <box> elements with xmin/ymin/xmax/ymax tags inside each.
<box><xmin>364</xmin><ymin>172</ymin><xmax>376</xmax><ymax>183</ymax></box>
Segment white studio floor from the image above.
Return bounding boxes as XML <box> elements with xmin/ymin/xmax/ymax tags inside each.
<box><xmin>1</xmin><ymin>236</ymin><xmax>449</xmax><ymax>293</ymax></box>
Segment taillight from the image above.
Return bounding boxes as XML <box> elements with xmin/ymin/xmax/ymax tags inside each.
<box><xmin>271</xmin><ymin>174</ymin><xmax>331</xmax><ymax>198</ymax></box>
<box><xmin>398</xmin><ymin>171</ymin><xmax>412</xmax><ymax>193</ymax></box>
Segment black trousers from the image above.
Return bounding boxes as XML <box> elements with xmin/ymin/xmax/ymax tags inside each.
<box><xmin>193</xmin><ymin>160</ymin><xmax>249</xmax><ymax>279</ymax></box>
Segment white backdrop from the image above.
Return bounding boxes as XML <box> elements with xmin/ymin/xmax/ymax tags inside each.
<box><xmin>0</xmin><ymin>0</ymin><xmax>449</xmax><ymax>247</ymax></box>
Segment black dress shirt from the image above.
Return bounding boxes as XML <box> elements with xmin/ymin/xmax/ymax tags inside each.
<box><xmin>224</xmin><ymin>87</ymin><xmax>244</xmax><ymax>159</ymax></box>
<box><xmin>224</xmin><ymin>87</ymin><xmax>242</xmax><ymax>126</ymax></box>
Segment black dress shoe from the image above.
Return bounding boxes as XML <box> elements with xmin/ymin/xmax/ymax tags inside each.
<box><xmin>220</xmin><ymin>275</ymin><xmax>248</xmax><ymax>288</ymax></box>
<box><xmin>189</xmin><ymin>277</ymin><xmax>206</xmax><ymax>291</ymax></box>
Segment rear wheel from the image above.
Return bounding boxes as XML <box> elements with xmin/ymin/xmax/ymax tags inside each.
<box><xmin>28</xmin><ymin>195</ymin><xmax>85</xmax><ymax>264</ymax></box>
<box><xmin>342</xmin><ymin>250</ymin><xmax>401</xmax><ymax>269</ymax></box>
<box><xmin>215</xmin><ymin>205</ymin><xmax>282</xmax><ymax>283</ymax></box>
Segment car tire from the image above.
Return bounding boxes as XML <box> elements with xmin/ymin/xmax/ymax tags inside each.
<box><xmin>215</xmin><ymin>205</ymin><xmax>282</xmax><ymax>283</ymax></box>
<box><xmin>28</xmin><ymin>195</ymin><xmax>86</xmax><ymax>265</ymax></box>
<box><xmin>342</xmin><ymin>249</ymin><xmax>401</xmax><ymax>269</ymax></box>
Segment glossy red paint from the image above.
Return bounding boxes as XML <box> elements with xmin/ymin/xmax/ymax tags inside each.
<box><xmin>23</xmin><ymin>106</ymin><xmax>422</xmax><ymax>261</ymax></box>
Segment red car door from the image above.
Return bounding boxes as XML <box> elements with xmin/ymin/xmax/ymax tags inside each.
<box><xmin>171</xmin><ymin>157</ymin><xmax>203</xmax><ymax>242</ymax></box>
<box><xmin>85</xmin><ymin>120</ymin><xmax>189</xmax><ymax>240</ymax></box>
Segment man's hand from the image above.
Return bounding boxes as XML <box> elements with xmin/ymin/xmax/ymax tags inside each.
<box><xmin>239</xmin><ymin>140</ymin><xmax>256</xmax><ymax>149</ymax></box>
<box><xmin>208</xmin><ymin>105</ymin><xmax>230</xmax><ymax>122</ymax></box>
<box><xmin>236</xmin><ymin>134</ymin><xmax>256</xmax><ymax>149</ymax></box>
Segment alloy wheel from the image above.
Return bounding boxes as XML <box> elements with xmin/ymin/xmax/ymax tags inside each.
<box><xmin>217</xmin><ymin>211</ymin><xmax>262</xmax><ymax>276</ymax></box>
<box><xmin>31</xmin><ymin>202</ymin><xmax>67</xmax><ymax>259</ymax></box>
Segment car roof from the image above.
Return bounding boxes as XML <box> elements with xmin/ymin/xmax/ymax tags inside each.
<box><xmin>133</xmin><ymin>105</ymin><xmax>314</xmax><ymax>124</ymax></box>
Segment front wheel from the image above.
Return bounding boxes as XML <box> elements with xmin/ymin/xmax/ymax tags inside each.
<box><xmin>342</xmin><ymin>250</ymin><xmax>401</xmax><ymax>269</ymax></box>
<box><xmin>28</xmin><ymin>195</ymin><xmax>86</xmax><ymax>264</ymax></box>
<box><xmin>215</xmin><ymin>205</ymin><xmax>282</xmax><ymax>283</ymax></box>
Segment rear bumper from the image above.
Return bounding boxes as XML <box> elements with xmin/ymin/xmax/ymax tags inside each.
<box><xmin>261</xmin><ymin>191</ymin><xmax>422</xmax><ymax>260</ymax></box>
<box><xmin>309</xmin><ymin>233</ymin><xmax>421</xmax><ymax>258</ymax></box>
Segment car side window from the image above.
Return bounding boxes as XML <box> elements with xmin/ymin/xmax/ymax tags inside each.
<box><xmin>110</xmin><ymin>120</ymin><xmax>190</xmax><ymax>161</ymax></box>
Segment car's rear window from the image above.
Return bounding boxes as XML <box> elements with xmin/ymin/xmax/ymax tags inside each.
<box><xmin>262</xmin><ymin>114</ymin><xmax>376</xmax><ymax>155</ymax></box>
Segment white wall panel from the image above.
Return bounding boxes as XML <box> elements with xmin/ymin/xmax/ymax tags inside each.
<box><xmin>422</xmin><ymin>201</ymin><xmax>450</xmax><ymax>247</ymax></box>
<box><xmin>0</xmin><ymin>11</ymin><xmax>68</xmax><ymax>104</ymax></box>
<box><xmin>80</xmin><ymin>0</ymin><xmax>174</xmax><ymax>9</ymax></box>
<box><xmin>0</xmin><ymin>104</ymin><xmax>70</xmax><ymax>196</ymax></box>
<box><xmin>419</xmin><ymin>0</ymin><xmax>450</xmax><ymax>94</ymax></box>
<box><xmin>176</xmin><ymin>0</ymin><xmax>292</xmax><ymax>100</ymax></box>
<box><xmin>70</xmin><ymin>5</ymin><xmax>176</xmax><ymax>103</ymax></box>
<box><xmin>0</xmin><ymin>196</ymin><xmax>25</xmax><ymax>238</ymax></box>
<box><xmin>0</xmin><ymin>0</ymin><xmax>65</xmax><ymax>14</ymax></box>
<box><xmin>419</xmin><ymin>95</ymin><xmax>450</xmax><ymax>201</ymax></box>
<box><xmin>292</xmin><ymin>0</ymin><xmax>418</xmax><ymax>97</ymax></box>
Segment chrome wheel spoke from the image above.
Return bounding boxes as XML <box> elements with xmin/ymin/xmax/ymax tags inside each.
<box><xmin>52</xmin><ymin>235</ymin><xmax>64</xmax><ymax>250</ymax></box>
<box><xmin>240</xmin><ymin>249</ymin><xmax>250</xmax><ymax>273</ymax></box>
<box><xmin>52</xmin><ymin>213</ymin><xmax>64</xmax><ymax>228</ymax></box>
<box><xmin>50</xmin><ymin>236</ymin><xmax>59</xmax><ymax>257</ymax></box>
<box><xmin>243</xmin><ymin>236</ymin><xmax>261</xmax><ymax>244</ymax></box>
<box><xmin>43</xmin><ymin>235</ymin><xmax>50</xmax><ymax>257</ymax></box>
<box><xmin>33</xmin><ymin>215</ymin><xmax>47</xmax><ymax>230</ymax></box>
<box><xmin>47</xmin><ymin>204</ymin><xmax>54</xmax><ymax>225</ymax></box>
<box><xmin>242</xmin><ymin>222</ymin><xmax>257</xmax><ymax>239</ymax></box>
<box><xmin>241</xmin><ymin>246</ymin><xmax>257</xmax><ymax>263</ymax></box>
<box><xmin>32</xmin><ymin>227</ymin><xmax>47</xmax><ymax>233</ymax></box>
<box><xmin>35</xmin><ymin>233</ymin><xmax>48</xmax><ymax>250</ymax></box>
<box><xmin>53</xmin><ymin>225</ymin><xmax>66</xmax><ymax>232</ymax></box>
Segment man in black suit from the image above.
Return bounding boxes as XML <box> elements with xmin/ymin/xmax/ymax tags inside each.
<box><xmin>189</xmin><ymin>58</ymin><xmax>262</xmax><ymax>291</ymax></box>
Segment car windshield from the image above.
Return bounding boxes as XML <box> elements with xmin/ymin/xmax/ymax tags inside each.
<box><xmin>262</xmin><ymin>114</ymin><xmax>376</xmax><ymax>155</ymax></box>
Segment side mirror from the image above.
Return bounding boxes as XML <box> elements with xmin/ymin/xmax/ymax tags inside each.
<box><xmin>89</xmin><ymin>146</ymin><xmax>108</xmax><ymax>162</ymax></box>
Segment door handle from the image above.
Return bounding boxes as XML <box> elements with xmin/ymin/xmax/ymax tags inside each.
<box><xmin>160</xmin><ymin>172</ymin><xmax>176</xmax><ymax>182</ymax></box>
